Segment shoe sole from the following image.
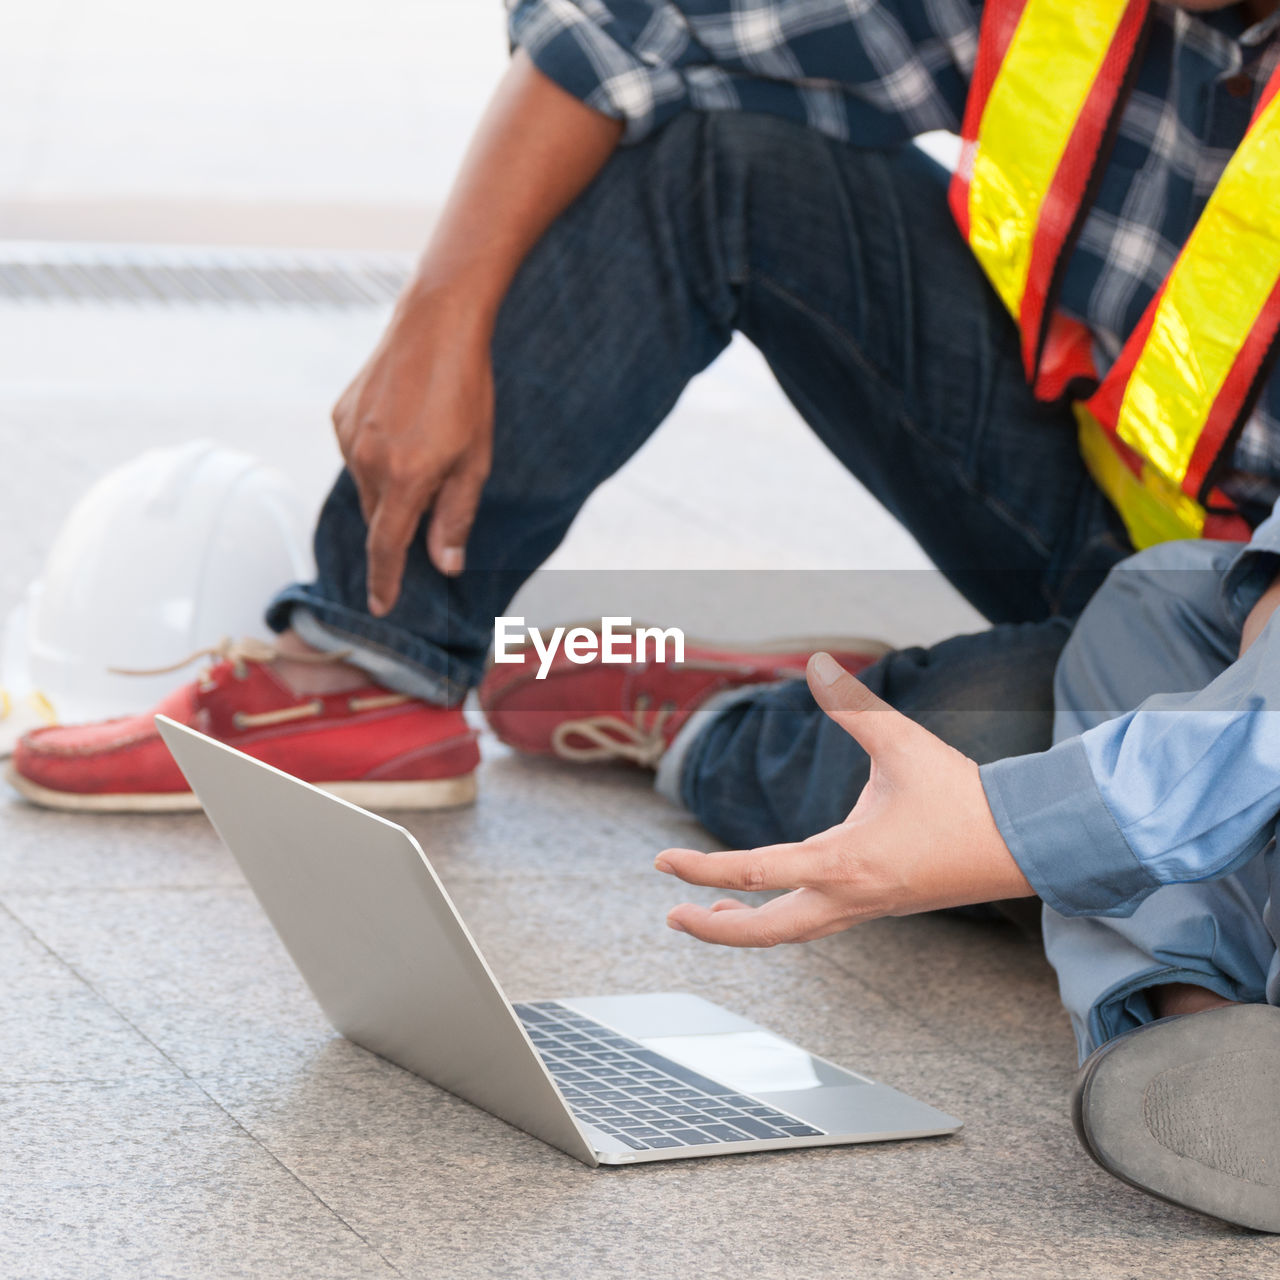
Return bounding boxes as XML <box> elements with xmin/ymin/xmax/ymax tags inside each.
<box><xmin>1074</xmin><ymin>1004</ymin><xmax>1280</xmax><ymax>1232</ymax></box>
<box><xmin>5</xmin><ymin>765</ymin><xmax>477</xmax><ymax>814</ymax></box>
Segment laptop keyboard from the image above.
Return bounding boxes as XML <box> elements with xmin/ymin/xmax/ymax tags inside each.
<box><xmin>514</xmin><ymin>1001</ymin><xmax>824</xmax><ymax>1152</ymax></box>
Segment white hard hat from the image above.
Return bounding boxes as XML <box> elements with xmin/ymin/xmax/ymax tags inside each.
<box><xmin>1</xmin><ymin>440</ymin><xmax>312</xmax><ymax>741</ymax></box>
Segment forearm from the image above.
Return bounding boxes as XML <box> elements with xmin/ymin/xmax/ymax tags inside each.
<box><xmin>401</xmin><ymin>50</ymin><xmax>622</xmax><ymax>335</ymax></box>
<box><xmin>329</xmin><ymin>53</ymin><xmax>623</xmax><ymax>606</ymax></box>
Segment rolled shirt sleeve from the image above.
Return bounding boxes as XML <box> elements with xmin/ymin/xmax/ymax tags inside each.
<box><xmin>506</xmin><ymin>0</ymin><xmax>978</xmax><ymax>145</ymax></box>
<box><xmin>984</xmin><ymin>670</ymin><xmax>1280</xmax><ymax>920</ymax></box>
<box><xmin>984</xmin><ymin>521</ymin><xmax>1280</xmax><ymax>918</ymax></box>
<box><xmin>982</xmin><ymin>736</ymin><xmax>1159</xmax><ymax>920</ymax></box>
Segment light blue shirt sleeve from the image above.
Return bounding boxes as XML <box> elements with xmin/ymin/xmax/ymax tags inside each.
<box><xmin>983</xmin><ymin>500</ymin><xmax>1280</xmax><ymax>919</ymax></box>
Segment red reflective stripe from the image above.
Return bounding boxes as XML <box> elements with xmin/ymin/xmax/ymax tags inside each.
<box><xmin>1018</xmin><ymin>0</ymin><xmax>1149</xmax><ymax>382</ymax></box>
<box><xmin>1033</xmin><ymin>314</ymin><xmax>1097</xmax><ymax>401</ymax></box>
<box><xmin>1092</xmin><ymin>60</ymin><xmax>1280</xmax><ymax>499</ymax></box>
<box><xmin>1258</xmin><ymin>62</ymin><xmax>1280</xmax><ymax>117</ymax></box>
<box><xmin>1187</xmin><ymin>66</ymin><xmax>1280</xmax><ymax>494</ymax></box>
<box><xmin>1186</xmin><ymin>66</ymin><xmax>1280</xmax><ymax>495</ymax></box>
<box><xmin>1178</xmin><ymin>64</ymin><xmax>1280</xmax><ymax>501</ymax></box>
<box><xmin>949</xmin><ymin>0</ymin><xmax>1026</xmax><ymax>238</ymax></box>
<box><xmin>1204</xmin><ymin>509</ymin><xmax>1254</xmax><ymax>542</ymax></box>
<box><xmin>1183</xmin><ymin>271</ymin><xmax>1280</xmax><ymax>496</ymax></box>
<box><xmin>1082</xmin><ymin>274</ymin><xmax>1167</xmax><ymax>428</ymax></box>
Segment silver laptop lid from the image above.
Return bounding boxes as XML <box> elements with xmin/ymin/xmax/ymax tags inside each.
<box><xmin>155</xmin><ymin>715</ymin><xmax>597</xmax><ymax>1165</ymax></box>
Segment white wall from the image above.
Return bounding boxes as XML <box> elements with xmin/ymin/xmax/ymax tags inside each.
<box><xmin>2</xmin><ymin>1</ymin><xmax>507</xmax><ymax>206</ymax></box>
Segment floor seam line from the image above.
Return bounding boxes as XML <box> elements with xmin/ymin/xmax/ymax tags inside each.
<box><xmin>0</xmin><ymin>896</ymin><xmax>406</xmax><ymax>1277</ymax></box>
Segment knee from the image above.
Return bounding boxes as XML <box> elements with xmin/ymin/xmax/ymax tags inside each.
<box><xmin>1054</xmin><ymin>540</ymin><xmax>1237</xmax><ymax>733</ymax></box>
<box><xmin>1067</xmin><ymin>541</ymin><xmax>1232</xmax><ymax>654</ymax></box>
<box><xmin>1104</xmin><ymin>537</ymin><xmax>1236</xmax><ymax>577</ymax></box>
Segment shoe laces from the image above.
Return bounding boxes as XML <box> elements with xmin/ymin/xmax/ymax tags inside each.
<box><xmin>550</xmin><ymin>694</ymin><xmax>677</xmax><ymax>767</ymax></box>
<box><xmin>108</xmin><ymin>636</ymin><xmax>354</xmax><ymax>685</ymax></box>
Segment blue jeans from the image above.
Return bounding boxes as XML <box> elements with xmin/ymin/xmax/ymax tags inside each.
<box><xmin>268</xmin><ymin>111</ymin><xmax>1129</xmax><ymax>846</ymax></box>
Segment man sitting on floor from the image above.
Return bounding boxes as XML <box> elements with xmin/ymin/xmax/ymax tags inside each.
<box><xmin>648</xmin><ymin>524</ymin><xmax>1280</xmax><ymax>1233</ymax></box>
<box><xmin>9</xmin><ymin>0</ymin><xmax>1280</xmax><ymax>1230</ymax></box>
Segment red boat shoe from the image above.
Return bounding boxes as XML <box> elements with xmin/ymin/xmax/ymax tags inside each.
<box><xmin>8</xmin><ymin>644</ymin><xmax>478</xmax><ymax>813</ymax></box>
<box><xmin>479</xmin><ymin>624</ymin><xmax>889</xmax><ymax>766</ymax></box>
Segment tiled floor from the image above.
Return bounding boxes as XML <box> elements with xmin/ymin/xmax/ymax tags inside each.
<box><xmin>3</xmin><ymin>6</ymin><xmax>1276</xmax><ymax>1274</ymax></box>
<box><xmin>4</xmin><ymin>298</ymin><xmax>1279</xmax><ymax>1279</ymax></box>
<box><xmin>5</xmin><ymin>757</ymin><xmax>1278</xmax><ymax>1280</ymax></box>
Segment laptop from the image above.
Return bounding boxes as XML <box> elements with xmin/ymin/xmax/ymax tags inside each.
<box><xmin>156</xmin><ymin>715</ymin><xmax>961</xmax><ymax>1167</ymax></box>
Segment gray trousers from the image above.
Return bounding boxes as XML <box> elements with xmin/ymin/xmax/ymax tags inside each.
<box><xmin>1045</xmin><ymin>539</ymin><xmax>1280</xmax><ymax>1060</ymax></box>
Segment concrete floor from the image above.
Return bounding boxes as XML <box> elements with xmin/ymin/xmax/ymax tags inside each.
<box><xmin>3</xmin><ymin>5</ymin><xmax>1278</xmax><ymax>1275</ymax></box>
<box><xmin>4</xmin><ymin>296</ymin><xmax>1280</xmax><ymax>1280</ymax></box>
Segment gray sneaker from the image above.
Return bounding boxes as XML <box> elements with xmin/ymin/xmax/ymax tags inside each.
<box><xmin>1072</xmin><ymin>1003</ymin><xmax>1280</xmax><ymax>1232</ymax></box>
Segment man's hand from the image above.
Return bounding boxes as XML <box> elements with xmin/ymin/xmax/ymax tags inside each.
<box><xmin>333</xmin><ymin>297</ymin><xmax>494</xmax><ymax>615</ymax></box>
<box><xmin>330</xmin><ymin>53</ymin><xmax>622</xmax><ymax>618</ymax></box>
<box><xmin>1240</xmin><ymin>568</ymin><xmax>1280</xmax><ymax>658</ymax></box>
<box><xmin>655</xmin><ymin>652</ymin><xmax>1033</xmax><ymax>947</ymax></box>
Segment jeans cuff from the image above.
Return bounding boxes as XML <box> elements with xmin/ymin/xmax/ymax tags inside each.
<box><xmin>655</xmin><ymin>683</ymin><xmax>777</xmax><ymax>809</ymax></box>
<box><xmin>267</xmin><ymin>589</ymin><xmax>472</xmax><ymax>706</ymax></box>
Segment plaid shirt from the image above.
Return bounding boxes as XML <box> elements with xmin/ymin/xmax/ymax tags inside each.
<box><xmin>508</xmin><ymin>0</ymin><xmax>1280</xmax><ymax>517</ymax></box>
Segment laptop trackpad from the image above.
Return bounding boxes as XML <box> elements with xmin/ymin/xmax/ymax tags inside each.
<box><xmin>561</xmin><ymin>992</ymin><xmax>760</xmax><ymax>1038</ymax></box>
<box><xmin>756</xmin><ymin>1083</ymin><xmax>952</xmax><ymax>1137</ymax></box>
<box><xmin>640</xmin><ymin>1030</ymin><xmax>831</xmax><ymax>1094</ymax></box>
<box><xmin>560</xmin><ymin>993</ymin><xmax>868</xmax><ymax>1094</ymax></box>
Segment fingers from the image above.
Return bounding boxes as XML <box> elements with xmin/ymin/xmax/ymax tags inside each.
<box><xmin>362</xmin><ymin>453</ymin><xmax>486</xmax><ymax>611</ymax></box>
<box><xmin>666</xmin><ymin>890</ymin><xmax>835</xmax><ymax>948</ymax></box>
<box><xmin>806</xmin><ymin>652</ymin><xmax>903</xmax><ymax>754</ymax></box>
<box><xmin>365</xmin><ymin>493</ymin><xmax>429</xmax><ymax>617</ymax></box>
<box><xmin>355</xmin><ymin>481</ymin><xmax>377</xmax><ymax>530</ymax></box>
<box><xmin>427</xmin><ymin>457</ymin><xmax>490</xmax><ymax>578</ymax></box>
<box><xmin>655</xmin><ymin>843</ymin><xmax>820</xmax><ymax>893</ymax></box>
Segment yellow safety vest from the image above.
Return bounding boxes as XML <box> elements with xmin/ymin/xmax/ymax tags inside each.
<box><xmin>951</xmin><ymin>0</ymin><xmax>1280</xmax><ymax>547</ymax></box>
